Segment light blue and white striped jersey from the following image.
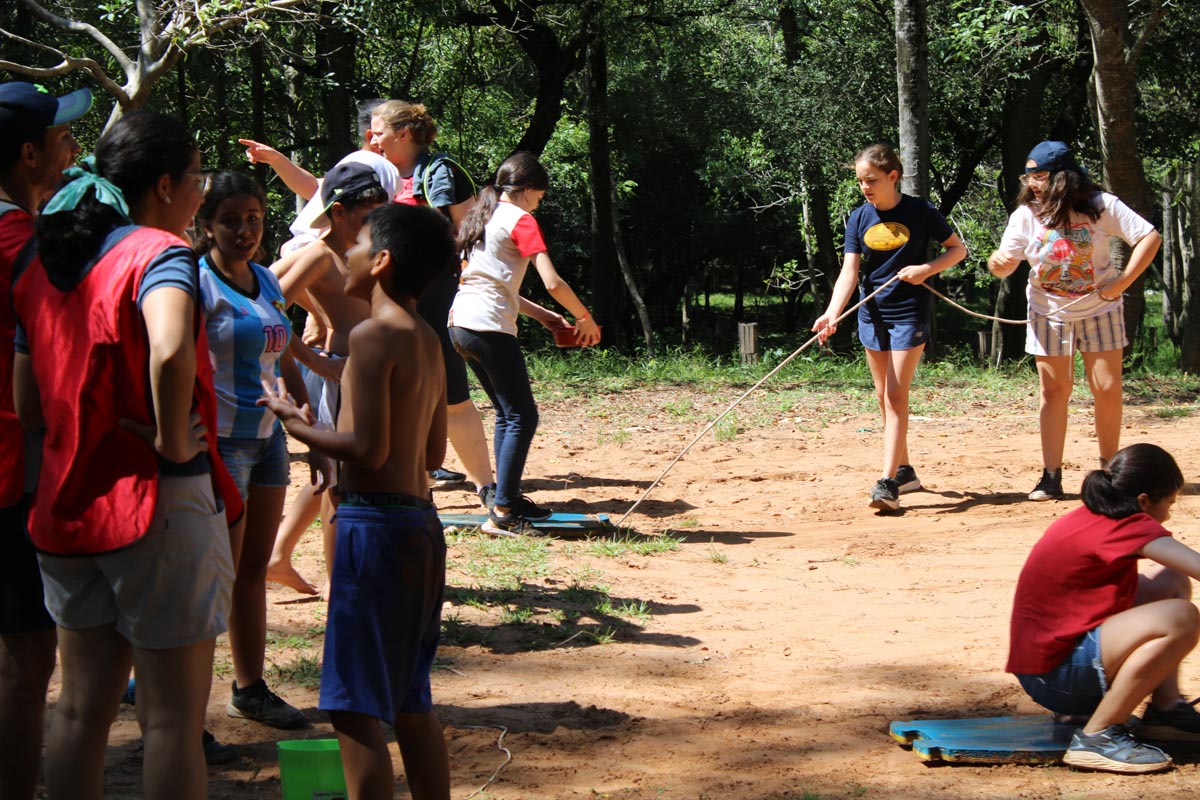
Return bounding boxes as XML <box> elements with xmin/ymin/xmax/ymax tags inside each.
<box><xmin>199</xmin><ymin>256</ymin><xmax>292</xmax><ymax>439</ymax></box>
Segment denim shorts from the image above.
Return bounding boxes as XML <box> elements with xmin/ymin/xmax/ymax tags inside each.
<box><xmin>218</xmin><ymin>426</ymin><xmax>290</xmax><ymax>500</ymax></box>
<box><xmin>1016</xmin><ymin>628</ymin><xmax>1108</xmax><ymax>716</ymax></box>
<box><xmin>858</xmin><ymin>316</ymin><xmax>930</xmax><ymax>352</ymax></box>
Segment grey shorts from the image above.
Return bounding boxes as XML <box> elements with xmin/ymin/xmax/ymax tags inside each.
<box><xmin>37</xmin><ymin>474</ymin><xmax>234</xmax><ymax>649</ymax></box>
<box><xmin>1027</xmin><ymin>303</ymin><xmax>1127</xmax><ymax>358</ymax></box>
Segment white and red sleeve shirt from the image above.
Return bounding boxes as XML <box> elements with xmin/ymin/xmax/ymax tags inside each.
<box><xmin>449</xmin><ymin>200</ymin><xmax>547</xmax><ymax>336</ymax></box>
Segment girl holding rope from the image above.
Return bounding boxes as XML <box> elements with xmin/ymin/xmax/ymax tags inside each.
<box><xmin>987</xmin><ymin>141</ymin><xmax>1161</xmax><ymax>502</ymax></box>
<box><xmin>813</xmin><ymin>144</ymin><xmax>966</xmax><ymax>513</ymax></box>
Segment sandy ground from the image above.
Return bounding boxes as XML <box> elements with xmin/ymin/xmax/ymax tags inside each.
<box><xmin>55</xmin><ymin>385</ymin><xmax>1200</xmax><ymax>799</ymax></box>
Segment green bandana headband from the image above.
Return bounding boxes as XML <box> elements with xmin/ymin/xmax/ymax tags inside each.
<box><xmin>43</xmin><ymin>156</ymin><xmax>130</xmax><ymax>220</ymax></box>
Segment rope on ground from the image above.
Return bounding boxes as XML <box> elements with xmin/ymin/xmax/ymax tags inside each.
<box><xmin>462</xmin><ymin>725</ymin><xmax>512</xmax><ymax>800</ymax></box>
<box><xmin>614</xmin><ymin>274</ymin><xmax>903</xmax><ymax>527</ymax></box>
<box><xmin>922</xmin><ymin>283</ymin><xmax>1111</xmax><ymax>325</ymax></box>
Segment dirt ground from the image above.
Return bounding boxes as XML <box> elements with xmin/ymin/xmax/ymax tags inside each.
<box><xmin>68</xmin><ymin>385</ymin><xmax>1200</xmax><ymax>799</ymax></box>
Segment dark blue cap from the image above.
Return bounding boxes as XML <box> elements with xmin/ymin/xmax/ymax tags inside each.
<box><xmin>1025</xmin><ymin>141</ymin><xmax>1077</xmax><ymax>173</ymax></box>
<box><xmin>0</xmin><ymin>82</ymin><xmax>93</xmax><ymax>141</ymax></box>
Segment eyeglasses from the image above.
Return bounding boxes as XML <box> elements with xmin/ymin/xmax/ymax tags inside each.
<box><xmin>1019</xmin><ymin>170</ymin><xmax>1052</xmax><ymax>186</ymax></box>
<box><xmin>185</xmin><ymin>171</ymin><xmax>213</xmax><ymax>193</ymax></box>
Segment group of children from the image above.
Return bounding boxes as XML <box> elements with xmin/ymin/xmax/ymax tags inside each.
<box><xmin>0</xmin><ymin>77</ymin><xmax>1196</xmax><ymax>799</ymax></box>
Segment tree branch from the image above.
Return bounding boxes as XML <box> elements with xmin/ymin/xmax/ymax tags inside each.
<box><xmin>1127</xmin><ymin>0</ymin><xmax>1166</xmax><ymax>68</ymax></box>
<box><xmin>16</xmin><ymin>0</ymin><xmax>134</xmax><ymax>75</ymax></box>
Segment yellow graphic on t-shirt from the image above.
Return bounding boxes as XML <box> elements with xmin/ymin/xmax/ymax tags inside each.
<box><xmin>863</xmin><ymin>222</ymin><xmax>911</xmax><ymax>251</ymax></box>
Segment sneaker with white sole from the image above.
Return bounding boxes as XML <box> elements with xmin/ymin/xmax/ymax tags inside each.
<box><xmin>510</xmin><ymin>494</ymin><xmax>552</xmax><ymax>522</ymax></box>
<box><xmin>477</xmin><ymin>483</ymin><xmax>496</xmax><ymax>511</ymax></box>
<box><xmin>1062</xmin><ymin>725</ymin><xmax>1171</xmax><ymax>773</ymax></box>
<box><xmin>429</xmin><ymin>467</ymin><xmax>467</xmax><ymax>487</ymax></box>
<box><xmin>482</xmin><ymin>509</ymin><xmax>538</xmax><ymax>536</ymax></box>
<box><xmin>869</xmin><ymin>477</ymin><xmax>900</xmax><ymax>512</ymax></box>
<box><xmin>1029</xmin><ymin>468</ymin><xmax>1064</xmax><ymax>501</ymax></box>
<box><xmin>895</xmin><ymin>464</ymin><xmax>922</xmax><ymax>494</ymax></box>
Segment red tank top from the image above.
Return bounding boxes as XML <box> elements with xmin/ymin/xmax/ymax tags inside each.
<box><xmin>0</xmin><ymin>205</ymin><xmax>32</xmax><ymax>508</ymax></box>
<box><xmin>13</xmin><ymin>226</ymin><xmax>243</xmax><ymax>554</ymax></box>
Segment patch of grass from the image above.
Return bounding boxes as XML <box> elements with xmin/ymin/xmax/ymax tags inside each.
<box><xmin>213</xmin><ymin>658</ymin><xmax>233</xmax><ymax>679</ymax></box>
<box><xmin>598</xmin><ymin>598</ymin><xmax>651</xmax><ymax>624</ymax></box>
<box><xmin>597</xmin><ymin>427</ymin><xmax>631</xmax><ymax>447</ymax></box>
<box><xmin>713</xmin><ymin>415</ymin><xmax>741</xmax><ymax>442</ymax></box>
<box><xmin>587</xmin><ymin>532</ymin><xmax>682</xmax><ymax>558</ymax></box>
<box><xmin>304</xmin><ymin>624</ymin><xmax>325</xmax><ymax>637</ymax></box>
<box><xmin>707</xmin><ymin>543</ymin><xmax>729</xmax><ymax>564</ymax></box>
<box><xmin>500</xmin><ymin>605</ymin><xmax>536</xmax><ymax>624</ymax></box>
<box><xmin>449</xmin><ymin>531</ymin><xmax>552</xmax><ymax>591</ymax></box>
<box><xmin>1152</xmin><ymin>406</ymin><xmax>1195</xmax><ymax>419</ymax></box>
<box><xmin>842</xmin><ymin>556</ymin><xmax>860</xmax><ymax>567</ymax></box>
<box><xmin>267</xmin><ymin>655</ymin><xmax>322</xmax><ymax>689</ymax></box>
<box><xmin>662</xmin><ymin>397</ymin><xmax>694</xmax><ymax>417</ymax></box>
<box><xmin>441</xmin><ymin>614</ymin><xmax>497</xmax><ymax>647</ymax></box>
<box><xmin>587</xmin><ymin>626</ymin><xmax>619</xmax><ymax>644</ymax></box>
<box><xmin>265</xmin><ymin>631</ymin><xmax>309</xmax><ymax>650</ymax></box>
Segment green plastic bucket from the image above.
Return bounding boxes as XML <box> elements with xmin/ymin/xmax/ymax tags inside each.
<box><xmin>277</xmin><ymin>739</ymin><xmax>348</xmax><ymax>800</ymax></box>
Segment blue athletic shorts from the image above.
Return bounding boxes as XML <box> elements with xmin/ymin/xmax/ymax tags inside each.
<box><xmin>858</xmin><ymin>315</ymin><xmax>930</xmax><ymax>352</ymax></box>
<box><xmin>217</xmin><ymin>426</ymin><xmax>290</xmax><ymax>500</ymax></box>
<box><xmin>1015</xmin><ymin>628</ymin><xmax>1108</xmax><ymax>716</ymax></box>
<box><xmin>319</xmin><ymin>498</ymin><xmax>446</xmax><ymax>722</ymax></box>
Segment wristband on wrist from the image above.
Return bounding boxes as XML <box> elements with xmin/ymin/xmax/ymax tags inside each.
<box><xmin>576</xmin><ymin>312</ymin><xmax>590</xmax><ymax>323</ymax></box>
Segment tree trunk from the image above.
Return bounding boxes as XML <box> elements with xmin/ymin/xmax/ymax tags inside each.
<box><xmin>1078</xmin><ymin>0</ymin><xmax>1160</xmax><ymax>355</ymax></box>
<box><xmin>611</xmin><ymin>180</ymin><xmax>656</xmax><ymax>357</ymax></box>
<box><xmin>316</xmin><ymin>0</ymin><xmax>357</xmax><ymax>168</ymax></box>
<box><xmin>804</xmin><ymin>163</ymin><xmax>851</xmax><ymax>352</ymax></box>
<box><xmin>894</xmin><ymin>0</ymin><xmax>929</xmax><ymax>197</ymax></box>
<box><xmin>586</xmin><ymin>34</ymin><xmax>623</xmax><ymax>346</ymax></box>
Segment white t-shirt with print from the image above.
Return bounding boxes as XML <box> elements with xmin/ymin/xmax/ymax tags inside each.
<box><xmin>996</xmin><ymin>192</ymin><xmax>1154</xmax><ymax>321</ymax></box>
<box><xmin>449</xmin><ymin>201</ymin><xmax>547</xmax><ymax>336</ymax></box>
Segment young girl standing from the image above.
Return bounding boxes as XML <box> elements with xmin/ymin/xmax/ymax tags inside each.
<box><xmin>987</xmin><ymin>141</ymin><xmax>1161</xmax><ymax>501</ymax></box>
<box><xmin>812</xmin><ymin>144</ymin><xmax>966</xmax><ymax>512</ymax></box>
<box><xmin>195</xmin><ymin>172</ymin><xmax>326</xmax><ymax>729</ymax></box>
<box><xmin>1009</xmin><ymin>443</ymin><xmax>1200</xmax><ymax>773</ymax></box>
<box><xmin>449</xmin><ymin>152</ymin><xmax>599</xmax><ymax>535</ymax></box>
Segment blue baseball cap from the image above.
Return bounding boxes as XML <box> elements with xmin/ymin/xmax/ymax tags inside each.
<box><xmin>0</xmin><ymin>82</ymin><xmax>93</xmax><ymax>144</ymax></box>
<box><xmin>1025</xmin><ymin>141</ymin><xmax>1078</xmax><ymax>173</ymax></box>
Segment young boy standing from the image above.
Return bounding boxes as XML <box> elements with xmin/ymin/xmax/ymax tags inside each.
<box><xmin>261</xmin><ymin>203</ymin><xmax>455</xmax><ymax>800</ymax></box>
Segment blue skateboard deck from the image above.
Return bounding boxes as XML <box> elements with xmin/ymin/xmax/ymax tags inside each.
<box><xmin>439</xmin><ymin>512</ymin><xmax>612</xmax><ymax>533</ymax></box>
<box><xmin>889</xmin><ymin>716</ymin><xmax>1077</xmax><ymax>765</ymax></box>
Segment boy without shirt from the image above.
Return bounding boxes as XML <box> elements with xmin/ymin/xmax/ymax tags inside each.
<box><xmin>261</xmin><ymin>203</ymin><xmax>454</xmax><ymax>800</ymax></box>
<box><xmin>269</xmin><ymin>162</ymin><xmax>388</xmax><ymax>592</ymax></box>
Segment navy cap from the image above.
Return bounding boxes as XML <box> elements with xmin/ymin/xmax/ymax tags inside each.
<box><xmin>316</xmin><ymin>161</ymin><xmax>384</xmax><ymax>223</ymax></box>
<box><xmin>0</xmin><ymin>82</ymin><xmax>93</xmax><ymax>141</ymax></box>
<box><xmin>1025</xmin><ymin>141</ymin><xmax>1077</xmax><ymax>173</ymax></box>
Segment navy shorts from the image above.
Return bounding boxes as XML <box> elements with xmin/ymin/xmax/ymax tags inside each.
<box><xmin>1016</xmin><ymin>628</ymin><xmax>1107</xmax><ymax>716</ymax></box>
<box><xmin>319</xmin><ymin>498</ymin><xmax>446</xmax><ymax>722</ymax></box>
<box><xmin>858</xmin><ymin>314</ymin><xmax>930</xmax><ymax>352</ymax></box>
<box><xmin>0</xmin><ymin>498</ymin><xmax>54</xmax><ymax>634</ymax></box>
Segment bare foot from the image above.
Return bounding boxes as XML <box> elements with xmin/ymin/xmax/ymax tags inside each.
<box><xmin>266</xmin><ymin>559</ymin><xmax>318</xmax><ymax>595</ymax></box>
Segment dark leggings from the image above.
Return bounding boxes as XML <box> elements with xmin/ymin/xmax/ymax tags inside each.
<box><xmin>448</xmin><ymin>327</ymin><xmax>537</xmax><ymax>509</ymax></box>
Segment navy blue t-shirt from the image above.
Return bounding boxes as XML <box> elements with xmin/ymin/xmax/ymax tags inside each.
<box><xmin>844</xmin><ymin>194</ymin><xmax>954</xmax><ymax>324</ymax></box>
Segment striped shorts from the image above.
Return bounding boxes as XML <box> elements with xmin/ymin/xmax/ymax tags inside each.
<box><xmin>1026</xmin><ymin>302</ymin><xmax>1127</xmax><ymax>358</ymax></box>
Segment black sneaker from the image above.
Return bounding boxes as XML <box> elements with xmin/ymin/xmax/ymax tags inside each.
<box><xmin>869</xmin><ymin>477</ymin><xmax>900</xmax><ymax>512</ymax></box>
<box><xmin>1029</xmin><ymin>468</ymin><xmax>1064</xmax><ymax>501</ymax></box>
<box><xmin>226</xmin><ymin>680</ymin><xmax>310</xmax><ymax>730</ymax></box>
<box><xmin>895</xmin><ymin>464</ymin><xmax>922</xmax><ymax>494</ymax></box>
<box><xmin>482</xmin><ymin>509</ymin><xmax>537</xmax><ymax>537</ymax></box>
<box><xmin>203</xmin><ymin>730</ymin><xmax>238</xmax><ymax>765</ymax></box>
<box><xmin>1132</xmin><ymin>700</ymin><xmax>1200</xmax><ymax>742</ymax></box>
<box><xmin>429</xmin><ymin>467</ymin><xmax>467</xmax><ymax>487</ymax></box>
<box><xmin>1062</xmin><ymin>725</ymin><xmax>1171</xmax><ymax>773</ymax></box>
<box><xmin>477</xmin><ymin>484</ymin><xmax>496</xmax><ymax>512</ymax></box>
<box><xmin>510</xmin><ymin>494</ymin><xmax>552</xmax><ymax>522</ymax></box>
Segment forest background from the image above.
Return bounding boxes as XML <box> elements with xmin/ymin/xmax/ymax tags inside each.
<box><xmin>3</xmin><ymin>0</ymin><xmax>1199</xmax><ymax>372</ymax></box>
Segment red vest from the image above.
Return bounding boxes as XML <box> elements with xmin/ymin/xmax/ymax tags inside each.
<box><xmin>0</xmin><ymin>204</ymin><xmax>32</xmax><ymax>508</ymax></box>
<box><xmin>13</xmin><ymin>226</ymin><xmax>243</xmax><ymax>555</ymax></box>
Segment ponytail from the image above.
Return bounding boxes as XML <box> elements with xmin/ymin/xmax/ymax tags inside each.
<box><xmin>456</xmin><ymin>184</ymin><xmax>500</xmax><ymax>254</ymax></box>
<box><xmin>456</xmin><ymin>152</ymin><xmax>549</xmax><ymax>255</ymax></box>
<box><xmin>1080</xmin><ymin>443</ymin><xmax>1184</xmax><ymax>520</ymax></box>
